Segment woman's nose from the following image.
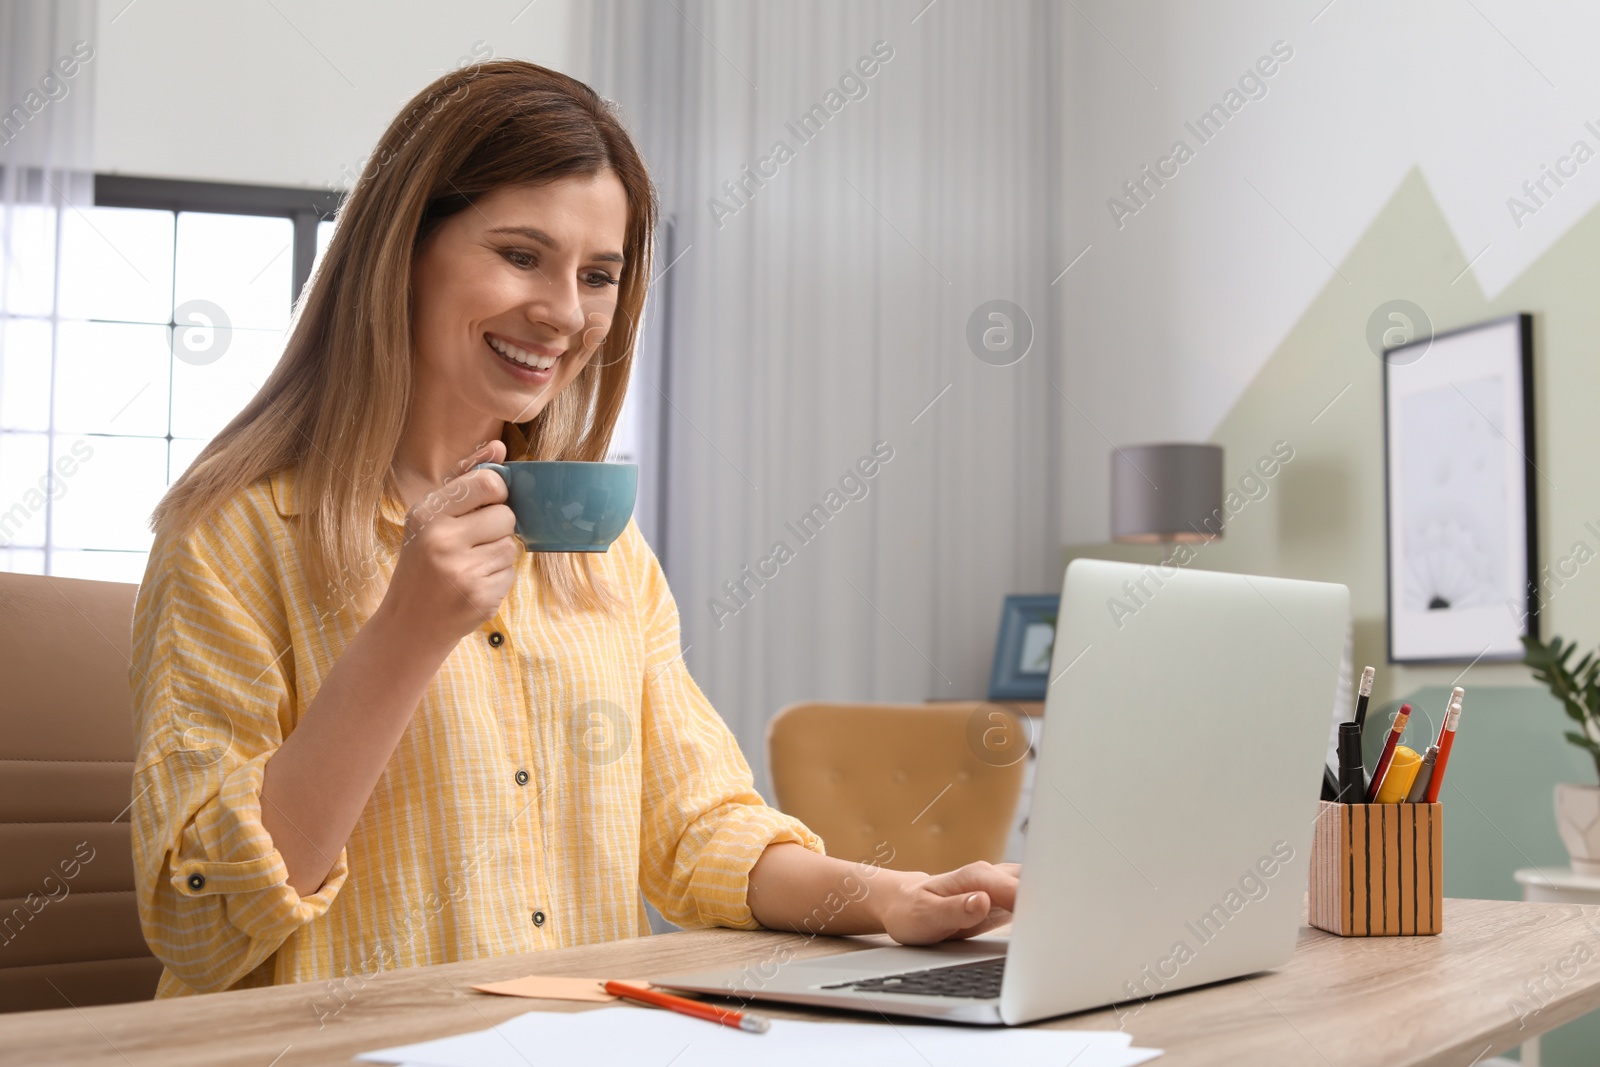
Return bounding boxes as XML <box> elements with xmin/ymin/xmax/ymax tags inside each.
<box><xmin>527</xmin><ymin>281</ymin><xmax>586</xmax><ymax>336</ymax></box>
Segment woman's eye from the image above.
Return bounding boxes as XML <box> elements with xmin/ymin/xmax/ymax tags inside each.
<box><xmin>583</xmin><ymin>271</ymin><xmax>619</xmax><ymax>288</ymax></box>
<box><xmin>503</xmin><ymin>249</ymin><xmax>537</xmax><ymax>269</ymax></box>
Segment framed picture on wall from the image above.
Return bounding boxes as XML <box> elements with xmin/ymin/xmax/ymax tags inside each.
<box><xmin>987</xmin><ymin>594</ymin><xmax>1059</xmax><ymax>701</ymax></box>
<box><xmin>1382</xmin><ymin>313</ymin><xmax>1538</xmax><ymax>664</ymax></box>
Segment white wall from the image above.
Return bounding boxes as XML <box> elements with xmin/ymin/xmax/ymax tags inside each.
<box><xmin>1056</xmin><ymin>0</ymin><xmax>1600</xmax><ymax>544</ymax></box>
<box><xmin>92</xmin><ymin>0</ymin><xmax>579</xmax><ymax>188</ymax></box>
<box><xmin>587</xmin><ymin>1</ymin><xmax>1066</xmax><ymax>773</ymax></box>
<box><xmin>90</xmin><ymin>0</ymin><xmax>1600</xmax><ymax>577</ymax></box>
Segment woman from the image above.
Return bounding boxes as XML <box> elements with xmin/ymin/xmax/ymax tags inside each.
<box><xmin>130</xmin><ymin>60</ymin><xmax>1017</xmax><ymax>997</ymax></box>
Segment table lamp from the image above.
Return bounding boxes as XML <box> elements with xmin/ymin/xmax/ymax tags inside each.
<box><xmin>1111</xmin><ymin>443</ymin><xmax>1224</xmax><ymax>564</ymax></box>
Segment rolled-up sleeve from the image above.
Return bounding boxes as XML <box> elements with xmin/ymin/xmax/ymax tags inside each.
<box><xmin>628</xmin><ymin>526</ymin><xmax>823</xmax><ymax>929</ymax></box>
<box><xmin>130</xmin><ymin>531</ymin><xmax>346</xmax><ymax>994</ymax></box>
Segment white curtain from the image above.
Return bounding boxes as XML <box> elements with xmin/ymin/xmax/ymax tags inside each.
<box><xmin>586</xmin><ymin>0</ymin><xmax>1065</xmax><ymax>787</ymax></box>
<box><xmin>0</xmin><ymin>0</ymin><xmax>98</xmax><ymax>566</ymax></box>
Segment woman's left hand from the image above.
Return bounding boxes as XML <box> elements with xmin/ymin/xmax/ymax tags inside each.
<box><xmin>874</xmin><ymin>861</ymin><xmax>1021</xmax><ymax>945</ymax></box>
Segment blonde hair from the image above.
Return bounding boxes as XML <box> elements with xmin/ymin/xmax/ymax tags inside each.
<box><xmin>151</xmin><ymin>61</ymin><xmax>656</xmax><ymax>616</ymax></box>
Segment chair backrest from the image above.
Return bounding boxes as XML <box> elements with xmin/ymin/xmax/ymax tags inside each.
<box><xmin>0</xmin><ymin>572</ymin><xmax>160</xmax><ymax>1011</ymax></box>
<box><xmin>767</xmin><ymin>702</ymin><xmax>1028</xmax><ymax>874</ymax></box>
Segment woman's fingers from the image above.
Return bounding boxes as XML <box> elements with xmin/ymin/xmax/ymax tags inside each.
<box><xmin>439</xmin><ymin>467</ymin><xmax>508</xmax><ymax>521</ymax></box>
<box><xmin>386</xmin><ymin>437</ymin><xmax>519</xmax><ymax>645</ymax></box>
<box><xmin>879</xmin><ymin>861</ymin><xmax>1022</xmax><ymax>945</ymax></box>
<box><xmin>918</xmin><ymin>861</ymin><xmax>1020</xmax><ymax>913</ymax></box>
<box><xmin>887</xmin><ymin>889</ymin><xmax>985</xmax><ymax>945</ymax></box>
<box><xmin>888</xmin><ymin>883</ymin><xmax>1019</xmax><ymax>945</ymax></box>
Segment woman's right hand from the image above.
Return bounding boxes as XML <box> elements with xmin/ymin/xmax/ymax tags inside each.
<box><xmin>380</xmin><ymin>439</ymin><xmax>520</xmax><ymax>654</ymax></box>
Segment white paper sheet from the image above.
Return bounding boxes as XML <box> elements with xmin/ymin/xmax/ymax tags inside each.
<box><xmin>359</xmin><ymin>1006</ymin><xmax>1163</xmax><ymax>1067</ymax></box>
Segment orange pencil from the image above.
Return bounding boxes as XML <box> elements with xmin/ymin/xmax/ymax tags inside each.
<box><xmin>604</xmin><ymin>980</ymin><xmax>771</xmax><ymax>1034</ymax></box>
<box><xmin>1364</xmin><ymin>703</ymin><xmax>1410</xmax><ymax>803</ymax></box>
<box><xmin>1423</xmin><ymin>692</ymin><xmax>1463</xmax><ymax>803</ymax></box>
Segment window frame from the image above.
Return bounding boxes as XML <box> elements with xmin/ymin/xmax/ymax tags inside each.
<box><xmin>94</xmin><ymin>174</ymin><xmax>342</xmax><ymax>303</ymax></box>
<box><xmin>2</xmin><ymin>175</ymin><xmax>663</xmax><ymax>577</ymax></box>
<box><xmin>0</xmin><ymin>176</ymin><xmax>341</xmax><ymax>578</ymax></box>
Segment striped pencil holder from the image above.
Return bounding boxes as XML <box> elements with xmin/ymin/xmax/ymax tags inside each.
<box><xmin>1308</xmin><ymin>800</ymin><xmax>1443</xmax><ymax>936</ymax></box>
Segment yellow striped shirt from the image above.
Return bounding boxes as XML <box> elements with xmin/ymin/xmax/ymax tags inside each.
<box><xmin>129</xmin><ymin>466</ymin><xmax>821</xmax><ymax>998</ymax></box>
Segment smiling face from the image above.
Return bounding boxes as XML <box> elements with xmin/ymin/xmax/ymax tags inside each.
<box><xmin>409</xmin><ymin>173</ymin><xmax>629</xmax><ymax>436</ymax></box>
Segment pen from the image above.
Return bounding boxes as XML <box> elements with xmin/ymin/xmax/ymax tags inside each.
<box><xmin>1405</xmin><ymin>744</ymin><xmax>1439</xmax><ymax>803</ymax></box>
<box><xmin>1364</xmin><ymin>703</ymin><xmax>1410</xmax><ymax>803</ymax></box>
<box><xmin>1423</xmin><ymin>692</ymin><xmax>1463</xmax><ymax>804</ymax></box>
<box><xmin>1336</xmin><ymin>722</ymin><xmax>1366</xmax><ymax>804</ymax></box>
<box><xmin>603</xmin><ymin>981</ymin><xmax>771</xmax><ymax>1034</ymax></box>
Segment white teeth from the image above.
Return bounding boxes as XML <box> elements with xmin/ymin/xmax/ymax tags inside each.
<box><xmin>488</xmin><ymin>335</ymin><xmax>558</xmax><ymax>371</ymax></box>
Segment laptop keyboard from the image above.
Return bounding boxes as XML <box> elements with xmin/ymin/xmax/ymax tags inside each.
<box><xmin>821</xmin><ymin>956</ymin><xmax>1006</xmax><ymax>999</ymax></box>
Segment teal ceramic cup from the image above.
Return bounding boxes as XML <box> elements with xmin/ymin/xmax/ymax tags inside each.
<box><xmin>473</xmin><ymin>461</ymin><xmax>638</xmax><ymax>552</ymax></box>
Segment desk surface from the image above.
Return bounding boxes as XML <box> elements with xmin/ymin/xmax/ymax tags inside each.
<box><xmin>4</xmin><ymin>898</ymin><xmax>1599</xmax><ymax>1067</ymax></box>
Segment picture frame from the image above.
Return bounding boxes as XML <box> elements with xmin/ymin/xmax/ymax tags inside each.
<box><xmin>987</xmin><ymin>594</ymin><xmax>1060</xmax><ymax>701</ymax></box>
<box><xmin>1382</xmin><ymin>313</ymin><xmax>1538</xmax><ymax>664</ymax></box>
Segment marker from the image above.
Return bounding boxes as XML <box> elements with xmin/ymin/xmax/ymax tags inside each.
<box><xmin>604</xmin><ymin>981</ymin><xmax>771</xmax><ymax>1033</ymax></box>
<box><xmin>1352</xmin><ymin>666</ymin><xmax>1376</xmax><ymax>734</ymax></box>
<box><xmin>1423</xmin><ymin>692</ymin><xmax>1463</xmax><ymax>804</ymax></box>
<box><xmin>1374</xmin><ymin>745</ymin><xmax>1421</xmax><ymax>803</ymax></box>
<box><xmin>1336</xmin><ymin>722</ymin><xmax>1365</xmax><ymax>804</ymax></box>
<box><xmin>1364</xmin><ymin>703</ymin><xmax>1410</xmax><ymax>803</ymax></box>
<box><xmin>1405</xmin><ymin>745</ymin><xmax>1439</xmax><ymax>803</ymax></box>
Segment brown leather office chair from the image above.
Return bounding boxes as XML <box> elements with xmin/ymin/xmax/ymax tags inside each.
<box><xmin>767</xmin><ymin>702</ymin><xmax>1029</xmax><ymax>875</ymax></box>
<box><xmin>0</xmin><ymin>572</ymin><xmax>160</xmax><ymax>1011</ymax></box>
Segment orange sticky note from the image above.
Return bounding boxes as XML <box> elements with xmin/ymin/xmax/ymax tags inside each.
<box><xmin>472</xmin><ymin>976</ymin><xmax>633</xmax><ymax>1002</ymax></box>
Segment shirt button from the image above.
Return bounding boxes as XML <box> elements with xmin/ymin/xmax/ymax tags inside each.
<box><xmin>488</xmin><ymin>631</ymin><xmax>505</xmax><ymax>648</ymax></box>
<box><xmin>514</xmin><ymin>769</ymin><xmax>529</xmax><ymax>786</ymax></box>
<box><xmin>187</xmin><ymin>873</ymin><xmax>205</xmax><ymax>891</ymax></box>
<box><xmin>531</xmin><ymin>910</ymin><xmax>546</xmax><ymax>927</ymax></box>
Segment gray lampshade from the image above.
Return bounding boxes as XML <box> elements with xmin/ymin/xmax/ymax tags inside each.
<box><xmin>1111</xmin><ymin>443</ymin><xmax>1224</xmax><ymax>544</ymax></box>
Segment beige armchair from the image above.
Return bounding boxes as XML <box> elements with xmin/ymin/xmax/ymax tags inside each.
<box><xmin>766</xmin><ymin>701</ymin><xmax>1028</xmax><ymax>875</ymax></box>
<box><xmin>0</xmin><ymin>572</ymin><xmax>160</xmax><ymax>1011</ymax></box>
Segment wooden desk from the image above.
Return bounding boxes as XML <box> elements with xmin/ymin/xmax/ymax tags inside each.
<box><xmin>3</xmin><ymin>899</ymin><xmax>1598</xmax><ymax>1066</ymax></box>
<box><xmin>1514</xmin><ymin>869</ymin><xmax>1600</xmax><ymax>1067</ymax></box>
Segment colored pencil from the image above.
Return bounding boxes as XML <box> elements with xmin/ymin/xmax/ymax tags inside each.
<box><xmin>1423</xmin><ymin>692</ymin><xmax>1463</xmax><ymax>804</ymax></box>
<box><xmin>604</xmin><ymin>981</ymin><xmax>771</xmax><ymax>1034</ymax></box>
<box><xmin>1364</xmin><ymin>703</ymin><xmax>1410</xmax><ymax>803</ymax></box>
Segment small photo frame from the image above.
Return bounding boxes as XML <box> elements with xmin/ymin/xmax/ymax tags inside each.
<box><xmin>1383</xmin><ymin>313</ymin><xmax>1538</xmax><ymax>664</ymax></box>
<box><xmin>987</xmin><ymin>594</ymin><xmax>1059</xmax><ymax>701</ymax></box>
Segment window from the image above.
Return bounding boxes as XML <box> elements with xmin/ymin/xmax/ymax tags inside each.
<box><xmin>0</xmin><ymin>176</ymin><xmax>335</xmax><ymax>583</ymax></box>
<box><xmin>0</xmin><ymin>176</ymin><xmax>651</xmax><ymax>583</ymax></box>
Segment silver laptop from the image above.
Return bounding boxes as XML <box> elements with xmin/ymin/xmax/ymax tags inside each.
<box><xmin>655</xmin><ymin>559</ymin><xmax>1349</xmax><ymax>1025</ymax></box>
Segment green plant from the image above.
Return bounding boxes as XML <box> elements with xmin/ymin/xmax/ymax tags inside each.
<box><xmin>1522</xmin><ymin>633</ymin><xmax>1600</xmax><ymax>784</ymax></box>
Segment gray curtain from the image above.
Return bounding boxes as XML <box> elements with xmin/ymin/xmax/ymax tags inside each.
<box><xmin>585</xmin><ymin>0</ymin><xmax>1066</xmax><ymax>790</ymax></box>
<box><xmin>0</xmin><ymin>0</ymin><xmax>98</xmax><ymax>570</ymax></box>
